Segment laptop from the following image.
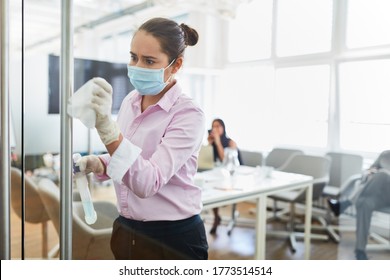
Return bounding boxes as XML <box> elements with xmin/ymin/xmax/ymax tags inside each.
<box><xmin>197</xmin><ymin>145</ymin><xmax>215</xmax><ymax>172</ymax></box>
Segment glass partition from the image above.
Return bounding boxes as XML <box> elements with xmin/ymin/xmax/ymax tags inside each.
<box><xmin>8</xmin><ymin>0</ymin><xmax>201</xmax><ymax>260</ymax></box>
<box><xmin>9</xmin><ymin>0</ymin><xmax>62</xmax><ymax>260</ymax></box>
<box><xmin>6</xmin><ymin>0</ymin><xmax>390</xmax><ymax>261</ymax></box>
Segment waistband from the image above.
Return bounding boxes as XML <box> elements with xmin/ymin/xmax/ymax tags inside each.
<box><xmin>117</xmin><ymin>214</ymin><xmax>202</xmax><ymax>237</ymax></box>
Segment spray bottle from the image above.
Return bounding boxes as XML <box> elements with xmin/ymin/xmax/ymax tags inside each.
<box><xmin>72</xmin><ymin>153</ymin><xmax>97</xmax><ymax>225</ymax></box>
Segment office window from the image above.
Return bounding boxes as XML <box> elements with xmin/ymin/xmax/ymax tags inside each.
<box><xmin>339</xmin><ymin>59</ymin><xmax>390</xmax><ymax>152</ymax></box>
<box><xmin>273</xmin><ymin>65</ymin><xmax>330</xmax><ymax>147</ymax></box>
<box><xmin>346</xmin><ymin>0</ymin><xmax>390</xmax><ymax>48</ymax></box>
<box><xmin>276</xmin><ymin>0</ymin><xmax>333</xmax><ymax>57</ymax></box>
<box><xmin>228</xmin><ymin>0</ymin><xmax>273</xmax><ymax>62</ymax></box>
<box><xmin>214</xmin><ymin>65</ymin><xmax>275</xmax><ymax>151</ymax></box>
<box><xmin>177</xmin><ymin>72</ymin><xmax>211</xmax><ymax>110</ymax></box>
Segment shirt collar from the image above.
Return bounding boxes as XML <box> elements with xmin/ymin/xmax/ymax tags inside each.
<box><xmin>158</xmin><ymin>82</ymin><xmax>181</xmax><ymax>112</ymax></box>
<box><xmin>132</xmin><ymin>81</ymin><xmax>181</xmax><ymax>113</ymax></box>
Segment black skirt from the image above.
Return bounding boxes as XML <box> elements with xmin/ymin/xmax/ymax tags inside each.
<box><xmin>110</xmin><ymin>214</ymin><xmax>209</xmax><ymax>260</ymax></box>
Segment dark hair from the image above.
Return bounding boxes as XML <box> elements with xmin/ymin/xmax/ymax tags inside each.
<box><xmin>212</xmin><ymin>118</ymin><xmax>227</xmax><ymax>137</ymax></box>
<box><xmin>137</xmin><ymin>17</ymin><xmax>199</xmax><ymax>62</ymax></box>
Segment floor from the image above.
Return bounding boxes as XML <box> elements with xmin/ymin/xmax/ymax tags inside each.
<box><xmin>203</xmin><ymin>203</ymin><xmax>390</xmax><ymax>260</ymax></box>
<box><xmin>9</xmin><ymin>183</ymin><xmax>390</xmax><ymax>260</ymax></box>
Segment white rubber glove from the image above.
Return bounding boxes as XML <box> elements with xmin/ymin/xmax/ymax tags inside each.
<box><xmin>90</xmin><ymin>77</ymin><xmax>121</xmax><ymax>145</ymax></box>
<box><xmin>67</xmin><ymin>79</ymin><xmax>97</xmax><ymax>128</ymax></box>
<box><xmin>75</xmin><ymin>155</ymin><xmax>105</xmax><ymax>175</ymax></box>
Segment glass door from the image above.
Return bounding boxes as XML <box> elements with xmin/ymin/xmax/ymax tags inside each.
<box><xmin>7</xmin><ymin>0</ymin><xmax>141</xmax><ymax>260</ymax></box>
<box><xmin>9</xmin><ymin>0</ymin><xmax>62</xmax><ymax>259</ymax></box>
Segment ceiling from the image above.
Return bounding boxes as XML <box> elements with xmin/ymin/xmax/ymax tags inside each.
<box><xmin>9</xmin><ymin>0</ymin><xmax>150</xmax><ymax>50</ymax></box>
<box><xmin>9</xmin><ymin>0</ymin><xmax>246</xmax><ymax>51</ymax></box>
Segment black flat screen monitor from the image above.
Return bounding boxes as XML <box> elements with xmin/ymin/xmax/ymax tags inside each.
<box><xmin>48</xmin><ymin>54</ymin><xmax>133</xmax><ymax>114</ymax></box>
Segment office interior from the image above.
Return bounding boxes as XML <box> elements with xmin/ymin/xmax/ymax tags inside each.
<box><xmin>1</xmin><ymin>0</ymin><xmax>390</xmax><ymax>260</ymax></box>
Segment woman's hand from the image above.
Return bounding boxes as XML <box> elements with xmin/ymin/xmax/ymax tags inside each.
<box><xmin>90</xmin><ymin>78</ymin><xmax>121</xmax><ymax>146</ymax></box>
<box><xmin>208</xmin><ymin>129</ymin><xmax>221</xmax><ymax>146</ymax></box>
<box><xmin>75</xmin><ymin>155</ymin><xmax>105</xmax><ymax>175</ymax></box>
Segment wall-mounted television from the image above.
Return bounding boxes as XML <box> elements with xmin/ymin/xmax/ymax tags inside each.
<box><xmin>48</xmin><ymin>54</ymin><xmax>134</xmax><ymax>114</ymax></box>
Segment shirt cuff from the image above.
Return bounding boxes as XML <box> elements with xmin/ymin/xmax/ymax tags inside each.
<box><xmin>107</xmin><ymin>138</ymin><xmax>142</xmax><ymax>183</ymax></box>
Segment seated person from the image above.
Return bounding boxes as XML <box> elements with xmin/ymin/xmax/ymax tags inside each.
<box><xmin>207</xmin><ymin>118</ymin><xmax>242</xmax><ymax>234</ymax></box>
<box><xmin>328</xmin><ymin>150</ymin><xmax>390</xmax><ymax>260</ymax></box>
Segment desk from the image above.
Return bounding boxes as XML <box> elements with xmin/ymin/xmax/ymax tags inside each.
<box><xmin>199</xmin><ymin>166</ymin><xmax>313</xmax><ymax>260</ymax></box>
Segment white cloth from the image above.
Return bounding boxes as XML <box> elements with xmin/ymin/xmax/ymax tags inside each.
<box><xmin>67</xmin><ymin>79</ymin><xmax>97</xmax><ymax>128</ymax></box>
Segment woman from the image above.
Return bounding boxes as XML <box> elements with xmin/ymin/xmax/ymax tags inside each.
<box><xmin>207</xmin><ymin>118</ymin><xmax>242</xmax><ymax>234</ymax></box>
<box><xmin>76</xmin><ymin>17</ymin><xmax>208</xmax><ymax>260</ymax></box>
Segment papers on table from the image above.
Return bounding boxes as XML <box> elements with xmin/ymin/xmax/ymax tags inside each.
<box><xmin>196</xmin><ymin>166</ymin><xmax>258</xmax><ymax>190</ymax></box>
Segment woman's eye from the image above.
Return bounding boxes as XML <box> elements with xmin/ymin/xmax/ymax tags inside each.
<box><xmin>146</xmin><ymin>59</ymin><xmax>154</xmax><ymax>65</ymax></box>
<box><xmin>130</xmin><ymin>55</ymin><xmax>137</xmax><ymax>62</ymax></box>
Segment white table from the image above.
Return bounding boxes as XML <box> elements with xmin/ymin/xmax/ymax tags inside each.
<box><xmin>198</xmin><ymin>166</ymin><xmax>313</xmax><ymax>260</ymax></box>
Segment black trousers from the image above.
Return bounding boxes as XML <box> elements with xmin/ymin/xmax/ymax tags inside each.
<box><xmin>110</xmin><ymin>215</ymin><xmax>209</xmax><ymax>260</ymax></box>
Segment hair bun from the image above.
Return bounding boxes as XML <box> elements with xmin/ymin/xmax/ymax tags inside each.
<box><xmin>180</xmin><ymin>23</ymin><xmax>199</xmax><ymax>47</ymax></box>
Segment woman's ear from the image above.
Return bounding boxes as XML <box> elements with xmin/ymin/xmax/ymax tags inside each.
<box><xmin>172</xmin><ymin>57</ymin><xmax>183</xmax><ymax>74</ymax></box>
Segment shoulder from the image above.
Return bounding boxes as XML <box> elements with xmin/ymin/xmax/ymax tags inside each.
<box><xmin>176</xmin><ymin>94</ymin><xmax>203</xmax><ymax>113</ymax></box>
<box><xmin>171</xmin><ymin>95</ymin><xmax>205</xmax><ymax>130</ymax></box>
<box><xmin>170</xmin><ymin>84</ymin><xmax>204</xmax><ymax>118</ymax></box>
<box><xmin>228</xmin><ymin>139</ymin><xmax>237</xmax><ymax>148</ymax></box>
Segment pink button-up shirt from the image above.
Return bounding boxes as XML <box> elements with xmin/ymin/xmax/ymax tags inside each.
<box><xmin>97</xmin><ymin>82</ymin><xmax>205</xmax><ymax>221</ymax></box>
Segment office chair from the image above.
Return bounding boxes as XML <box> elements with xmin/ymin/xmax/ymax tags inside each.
<box><xmin>264</xmin><ymin>148</ymin><xmax>304</xmax><ymax>214</ymax></box>
<box><xmin>265</xmin><ymin>148</ymin><xmax>304</xmax><ymax>169</ymax></box>
<box><xmin>240</xmin><ymin>150</ymin><xmax>264</xmax><ymax>168</ymax></box>
<box><xmin>314</xmin><ymin>152</ymin><xmax>363</xmax><ymax>242</ymax></box>
<box><xmin>197</xmin><ymin>145</ymin><xmax>215</xmax><ymax>172</ymax></box>
<box><xmin>225</xmin><ymin>150</ymin><xmax>264</xmax><ymax>235</ymax></box>
<box><xmin>37</xmin><ymin>178</ymin><xmax>118</xmax><ymax>259</ymax></box>
<box><xmin>322</xmin><ymin>152</ymin><xmax>363</xmax><ymax>199</ymax></box>
<box><xmin>267</xmin><ymin>154</ymin><xmax>331</xmax><ymax>252</ymax></box>
<box><xmin>366</xmin><ymin>207</ymin><xmax>390</xmax><ymax>252</ymax></box>
<box><xmin>10</xmin><ymin>167</ymin><xmax>51</xmax><ymax>258</ymax></box>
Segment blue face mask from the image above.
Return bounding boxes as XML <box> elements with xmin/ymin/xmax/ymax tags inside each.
<box><xmin>127</xmin><ymin>60</ymin><xmax>175</xmax><ymax>95</ymax></box>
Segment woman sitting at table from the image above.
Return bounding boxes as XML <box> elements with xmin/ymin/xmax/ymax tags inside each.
<box><xmin>207</xmin><ymin>118</ymin><xmax>242</xmax><ymax>234</ymax></box>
